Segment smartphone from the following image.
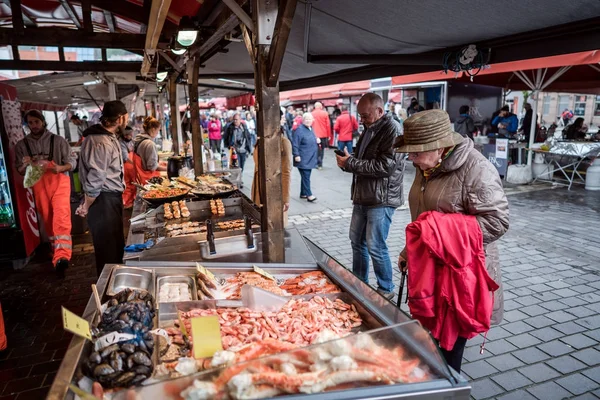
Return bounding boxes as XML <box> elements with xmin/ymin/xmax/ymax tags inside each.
<box><xmin>334</xmin><ymin>149</ymin><xmax>345</xmax><ymax>157</ymax></box>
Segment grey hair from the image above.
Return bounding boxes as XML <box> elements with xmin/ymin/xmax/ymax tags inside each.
<box><xmin>302</xmin><ymin>112</ymin><xmax>314</xmax><ymax>122</ymax></box>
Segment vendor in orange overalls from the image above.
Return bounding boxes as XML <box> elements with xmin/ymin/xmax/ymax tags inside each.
<box><xmin>15</xmin><ymin>110</ymin><xmax>75</xmax><ymax>278</ymax></box>
<box><xmin>120</xmin><ymin>126</ymin><xmax>136</xmax><ymax>208</ymax></box>
<box><xmin>131</xmin><ymin>116</ymin><xmax>166</xmax><ymax>186</ymax></box>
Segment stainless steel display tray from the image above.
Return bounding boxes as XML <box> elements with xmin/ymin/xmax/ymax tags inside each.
<box><xmin>156</xmin><ymin>275</ymin><xmax>197</xmax><ymax>304</ymax></box>
<box><xmin>106</xmin><ymin>266</ymin><xmax>154</xmax><ymax>296</ymax></box>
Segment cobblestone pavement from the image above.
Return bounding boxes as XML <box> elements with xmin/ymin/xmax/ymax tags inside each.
<box><xmin>292</xmin><ymin>186</ymin><xmax>600</xmax><ymax>400</ymax></box>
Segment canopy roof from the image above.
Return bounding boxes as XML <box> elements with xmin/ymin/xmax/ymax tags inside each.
<box><xmin>391</xmin><ymin>50</ymin><xmax>600</xmax><ymax>94</ymax></box>
<box><xmin>280</xmin><ymin>80</ymin><xmax>369</xmax><ymax>103</ymax></box>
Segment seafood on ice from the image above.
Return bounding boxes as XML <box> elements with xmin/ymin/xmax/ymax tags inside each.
<box><xmin>280</xmin><ymin>271</ymin><xmax>341</xmax><ymax>295</ymax></box>
<box><xmin>176</xmin><ymin>296</ymin><xmax>362</xmax><ymax>351</ymax></box>
<box><xmin>221</xmin><ymin>272</ymin><xmax>288</xmax><ymax>299</ymax></box>
<box><xmin>159</xmin><ymin>283</ymin><xmax>192</xmax><ymax>303</ymax></box>
<box><xmin>180</xmin><ymin>332</ymin><xmax>432</xmax><ymax>400</ymax></box>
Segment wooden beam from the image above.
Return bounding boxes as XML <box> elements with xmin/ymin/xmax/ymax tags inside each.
<box><xmin>253</xmin><ymin>0</ymin><xmax>284</xmax><ymax>262</ymax></box>
<box><xmin>266</xmin><ymin>0</ymin><xmax>297</xmax><ymax>86</ymax></box>
<box><xmin>101</xmin><ymin>48</ymin><xmax>107</xmax><ymax>61</ymax></box>
<box><xmin>141</xmin><ymin>0</ymin><xmax>173</xmax><ymax>77</ymax></box>
<box><xmin>0</xmin><ymin>60</ymin><xmax>142</xmax><ymax>72</ymax></box>
<box><xmin>90</xmin><ymin>0</ymin><xmax>152</xmax><ymax>28</ymax></box>
<box><xmin>103</xmin><ymin>10</ymin><xmax>116</xmax><ymax>33</ymax></box>
<box><xmin>0</xmin><ymin>28</ymin><xmax>146</xmax><ymax>48</ymax></box>
<box><xmin>222</xmin><ymin>0</ymin><xmax>254</xmax><ymax>32</ymax></box>
<box><xmin>189</xmin><ymin>57</ymin><xmax>204</xmax><ymax>177</ymax></box>
<box><xmin>11</xmin><ymin>45</ymin><xmax>19</xmax><ymax>61</ymax></box>
<box><xmin>168</xmin><ymin>75</ymin><xmax>180</xmax><ymax>154</ymax></box>
<box><xmin>58</xmin><ymin>47</ymin><xmax>65</xmax><ymax>62</ymax></box>
<box><xmin>81</xmin><ymin>0</ymin><xmax>93</xmax><ymax>33</ymax></box>
<box><xmin>58</xmin><ymin>0</ymin><xmax>82</xmax><ymax>29</ymax></box>
<box><xmin>240</xmin><ymin>23</ymin><xmax>255</xmax><ymax>63</ymax></box>
<box><xmin>198</xmin><ymin>73</ymin><xmax>254</xmax><ymax>79</ymax></box>
<box><xmin>5</xmin><ymin>0</ymin><xmax>24</xmax><ymax>33</ymax></box>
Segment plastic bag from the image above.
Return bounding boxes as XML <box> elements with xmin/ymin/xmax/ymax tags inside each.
<box><xmin>23</xmin><ymin>161</ymin><xmax>47</xmax><ymax>188</ymax></box>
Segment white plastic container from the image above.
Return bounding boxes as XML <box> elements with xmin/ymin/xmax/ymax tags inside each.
<box><xmin>585</xmin><ymin>159</ymin><xmax>600</xmax><ymax>191</ymax></box>
<box><xmin>532</xmin><ymin>153</ymin><xmax>552</xmax><ymax>179</ymax></box>
<box><xmin>506</xmin><ymin>164</ymin><xmax>533</xmax><ymax>184</ymax></box>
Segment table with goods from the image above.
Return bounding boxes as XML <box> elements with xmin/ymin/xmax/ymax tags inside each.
<box><xmin>48</xmin><ymin>241</ymin><xmax>470</xmax><ymax>400</ymax></box>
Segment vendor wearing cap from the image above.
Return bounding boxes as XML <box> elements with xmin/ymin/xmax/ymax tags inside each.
<box><xmin>15</xmin><ymin>110</ymin><xmax>75</xmax><ymax>278</ymax></box>
<box><xmin>394</xmin><ymin>109</ymin><xmax>509</xmax><ymax>373</ymax></box>
<box><xmin>76</xmin><ymin>100</ymin><xmax>128</xmax><ymax>276</ymax></box>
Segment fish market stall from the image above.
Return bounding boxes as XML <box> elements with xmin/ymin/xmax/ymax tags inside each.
<box><xmin>125</xmin><ymin>192</ymin><xmax>315</xmax><ymax>264</ymax></box>
<box><xmin>48</xmin><ymin>243</ymin><xmax>470</xmax><ymax>400</ymax></box>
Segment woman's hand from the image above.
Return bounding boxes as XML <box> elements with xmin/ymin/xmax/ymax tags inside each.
<box><xmin>398</xmin><ymin>254</ymin><xmax>407</xmax><ymax>272</ymax></box>
<box><xmin>283</xmin><ymin>203</ymin><xmax>290</xmax><ymax>212</ymax></box>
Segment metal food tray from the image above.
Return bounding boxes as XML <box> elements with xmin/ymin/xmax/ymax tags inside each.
<box><xmin>106</xmin><ymin>266</ymin><xmax>155</xmax><ymax>296</ymax></box>
<box><xmin>156</xmin><ymin>275</ymin><xmax>197</xmax><ymax>304</ymax></box>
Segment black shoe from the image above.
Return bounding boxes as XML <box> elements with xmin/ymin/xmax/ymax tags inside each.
<box><xmin>55</xmin><ymin>258</ymin><xmax>69</xmax><ymax>279</ymax></box>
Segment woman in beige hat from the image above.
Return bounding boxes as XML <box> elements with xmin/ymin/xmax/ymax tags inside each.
<box><xmin>394</xmin><ymin>109</ymin><xmax>509</xmax><ymax>372</ymax></box>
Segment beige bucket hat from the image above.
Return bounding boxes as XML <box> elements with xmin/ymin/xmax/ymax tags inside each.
<box><xmin>394</xmin><ymin>109</ymin><xmax>464</xmax><ymax>153</ymax></box>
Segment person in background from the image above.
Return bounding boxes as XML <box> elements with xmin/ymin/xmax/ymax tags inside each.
<box><xmin>521</xmin><ymin>103</ymin><xmax>537</xmax><ymax>143</ymax></box>
<box><xmin>71</xmin><ymin>115</ymin><xmax>86</xmax><ymax>141</ymax></box>
<box><xmin>394</xmin><ymin>109</ymin><xmax>508</xmax><ymax>373</ymax></box>
<box><xmin>336</xmin><ymin>93</ymin><xmax>404</xmax><ymax>299</ymax></box>
<box><xmin>311</xmin><ymin>102</ymin><xmax>332</xmax><ymax>169</ymax></box>
<box><xmin>407</xmin><ymin>97</ymin><xmax>424</xmax><ymax>117</ymax></box>
<box><xmin>397</xmin><ymin>108</ymin><xmax>408</xmax><ymax>135</ymax></box>
<box><xmin>285</xmin><ymin>106</ymin><xmax>295</xmax><ymax>130</ymax></box>
<box><xmin>387</xmin><ymin>100</ymin><xmax>402</xmax><ymax>125</ymax></box>
<box><xmin>120</xmin><ymin>126</ymin><xmax>137</xmax><ymax>209</ymax></box>
<box><xmin>15</xmin><ymin>110</ymin><xmax>75</xmax><ymax>278</ymax></box>
<box><xmin>292</xmin><ymin>110</ymin><xmax>303</xmax><ymax>131</ymax></box>
<box><xmin>245</xmin><ymin>111</ymin><xmax>257</xmax><ymax>152</ymax></box>
<box><xmin>207</xmin><ymin>114</ymin><xmax>222</xmax><ymax>154</ymax></box>
<box><xmin>564</xmin><ymin>117</ymin><xmax>587</xmax><ymax>140</ymax></box>
<box><xmin>76</xmin><ymin>101</ymin><xmax>128</xmax><ymax>277</ymax></box>
<box><xmin>132</xmin><ymin>116</ymin><xmax>167</xmax><ymax>186</ymax></box>
<box><xmin>280</xmin><ymin>113</ymin><xmax>293</xmax><ymax>142</ymax></box>
<box><xmin>561</xmin><ymin>108</ymin><xmax>574</xmax><ymax>126</ymax></box>
<box><xmin>333</xmin><ymin>105</ymin><xmax>358</xmax><ymax>155</ymax></box>
<box><xmin>224</xmin><ymin>113</ymin><xmax>252</xmax><ymax>173</ymax></box>
<box><xmin>292</xmin><ymin>113</ymin><xmax>318</xmax><ymax>202</ymax></box>
<box><xmin>492</xmin><ymin>105</ymin><xmax>518</xmax><ymax>137</ymax></box>
<box><xmin>454</xmin><ymin>105</ymin><xmax>476</xmax><ymax>140</ymax></box>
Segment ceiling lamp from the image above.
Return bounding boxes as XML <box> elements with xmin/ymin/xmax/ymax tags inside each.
<box><xmin>176</xmin><ymin>16</ymin><xmax>198</xmax><ymax>47</ymax></box>
<box><xmin>172</xmin><ymin>48</ymin><xmax>186</xmax><ymax>55</ymax></box>
<box><xmin>156</xmin><ymin>71</ymin><xmax>168</xmax><ymax>82</ymax></box>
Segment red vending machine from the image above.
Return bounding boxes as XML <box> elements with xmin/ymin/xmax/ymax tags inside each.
<box><xmin>0</xmin><ymin>83</ymin><xmax>40</xmax><ymax>267</ymax></box>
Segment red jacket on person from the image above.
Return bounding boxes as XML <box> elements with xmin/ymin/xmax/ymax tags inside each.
<box><xmin>311</xmin><ymin>108</ymin><xmax>332</xmax><ymax>140</ymax></box>
<box><xmin>406</xmin><ymin>211</ymin><xmax>499</xmax><ymax>351</ymax></box>
<box><xmin>334</xmin><ymin>111</ymin><xmax>358</xmax><ymax>142</ymax></box>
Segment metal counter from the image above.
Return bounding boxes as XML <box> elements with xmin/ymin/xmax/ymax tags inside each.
<box><xmin>48</xmin><ymin>244</ymin><xmax>470</xmax><ymax>400</ymax></box>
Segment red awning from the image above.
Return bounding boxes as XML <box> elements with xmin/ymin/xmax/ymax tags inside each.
<box><xmin>226</xmin><ymin>94</ymin><xmax>255</xmax><ymax>109</ymax></box>
<box><xmin>391</xmin><ymin>51</ymin><xmax>600</xmax><ymax>94</ymax></box>
<box><xmin>280</xmin><ymin>80</ymin><xmax>370</xmax><ymax>102</ymax></box>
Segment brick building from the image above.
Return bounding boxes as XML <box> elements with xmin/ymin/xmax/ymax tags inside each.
<box><xmin>539</xmin><ymin>93</ymin><xmax>600</xmax><ymax>127</ymax></box>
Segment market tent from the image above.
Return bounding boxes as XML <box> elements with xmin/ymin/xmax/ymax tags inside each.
<box><xmin>280</xmin><ymin>80</ymin><xmax>370</xmax><ymax>103</ymax></box>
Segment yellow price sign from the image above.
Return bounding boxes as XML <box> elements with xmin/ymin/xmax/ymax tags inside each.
<box><xmin>253</xmin><ymin>265</ymin><xmax>276</xmax><ymax>281</ymax></box>
<box><xmin>62</xmin><ymin>306</ymin><xmax>92</xmax><ymax>341</ymax></box>
<box><xmin>191</xmin><ymin>316</ymin><xmax>223</xmax><ymax>359</ymax></box>
<box><xmin>196</xmin><ymin>263</ymin><xmax>217</xmax><ymax>284</ymax></box>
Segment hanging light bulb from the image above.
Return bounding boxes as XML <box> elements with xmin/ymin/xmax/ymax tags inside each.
<box><xmin>176</xmin><ymin>16</ymin><xmax>198</xmax><ymax>47</ymax></box>
<box><xmin>171</xmin><ymin>48</ymin><xmax>186</xmax><ymax>55</ymax></box>
<box><xmin>156</xmin><ymin>71</ymin><xmax>168</xmax><ymax>82</ymax></box>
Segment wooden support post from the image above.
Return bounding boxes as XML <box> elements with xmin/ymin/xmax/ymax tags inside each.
<box><xmin>189</xmin><ymin>57</ymin><xmax>204</xmax><ymax>176</ymax></box>
<box><xmin>81</xmin><ymin>0</ymin><xmax>93</xmax><ymax>33</ymax></box>
<box><xmin>169</xmin><ymin>76</ymin><xmax>180</xmax><ymax>154</ymax></box>
<box><xmin>253</xmin><ymin>0</ymin><xmax>284</xmax><ymax>262</ymax></box>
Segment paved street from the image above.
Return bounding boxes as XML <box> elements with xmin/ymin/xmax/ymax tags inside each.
<box><xmin>244</xmin><ymin>149</ymin><xmax>600</xmax><ymax>400</ymax></box>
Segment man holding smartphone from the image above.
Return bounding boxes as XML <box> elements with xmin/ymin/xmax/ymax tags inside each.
<box><xmin>336</xmin><ymin>93</ymin><xmax>404</xmax><ymax>299</ymax></box>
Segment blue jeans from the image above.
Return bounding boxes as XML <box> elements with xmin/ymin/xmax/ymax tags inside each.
<box><xmin>237</xmin><ymin>152</ymin><xmax>247</xmax><ymax>171</ymax></box>
<box><xmin>298</xmin><ymin>168</ymin><xmax>312</xmax><ymax>197</ymax></box>
<box><xmin>338</xmin><ymin>140</ymin><xmax>353</xmax><ymax>155</ymax></box>
<box><xmin>349</xmin><ymin>205</ymin><xmax>395</xmax><ymax>292</ymax></box>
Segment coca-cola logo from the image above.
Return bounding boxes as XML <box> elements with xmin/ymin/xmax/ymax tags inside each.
<box><xmin>25</xmin><ymin>189</ymin><xmax>39</xmax><ymax>237</ymax></box>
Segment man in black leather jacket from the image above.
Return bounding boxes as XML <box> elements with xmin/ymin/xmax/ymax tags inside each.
<box><xmin>336</xmin><ymin>93</ymin><xmax>404</xmax><ymax>299</ymax></box>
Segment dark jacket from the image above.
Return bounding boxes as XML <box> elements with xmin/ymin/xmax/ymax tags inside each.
<box><xmin>345</xmin><ymin>114</ymin><xmax>404</xmax><ymax>208</ymax></box>
<box><xmin>224</xmin><ymin>123</ymin><xmax>252</xmax><ymax>153</ymax></box>
<box><xmin>291</xmin><ymin>124</ymin><xmax>318</xmax><ymax>170</ymax></box>
<box><xmin>454</xmin><ymin>115</ymin><xmax>475</xmax><ymax>140</ymax></box>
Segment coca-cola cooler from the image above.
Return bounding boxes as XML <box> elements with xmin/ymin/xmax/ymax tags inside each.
<box><xmin>0</xmin><ymin>83</ymin><xmax>40</xmax><ymax>268</ymax></box>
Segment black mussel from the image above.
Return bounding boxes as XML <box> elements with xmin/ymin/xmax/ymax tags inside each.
<box><xmin>144</xmin><ymin>339</ymin><xmax>154</xmax><ymax>350</ymax></box>
<box><xmin>138</xmin><ymin>340</ymin><xmax>148</xmax><ymax>353</ymax></box>
<box><xmin>93</xmin><ymin>363</ymin><xmax>115</xmax><ymax>377</ymax></box>
<box><xmin>132</xmin><ymin>351</ymin><xmax>152</xmax><ymax>366</ymax></box>
<box><xmin>88</xmin><ymin>352</ymin><xmax>101</xmax><ymax>364</ymax></box>
<box><xmin>113</xmin><ymin>371</ymin><xmax>136</xmax><ymax>387</ymax></box>
<box><xmin>121</xmin><ymin>343</ymin><xmax>136</xmax><ymax>354</ymax></box>
<box><xmin>132</xmin><ymin>322</ymin><xmax>143</xmax><ymax>332</ymax></box>
<box><xmin>141</xmin><ymin>326</ymin><xmax>149</xmax><ymax>334</ymax></box>
<box><xmin>109</xmin><ymin>352</ymin><xmax>124</xmax><ymax>372</ymax></box>
<box><xmin>126</xmin><ymin>355</ymin><xmax>135</xmax><ymax>370</ymax></box>
<box><xmin>143</xmin><ymin>331</ymin><xmax>152</xmax><ymax>340</ymax></box>
<box><xmin>108</xmin><ymin>298</ymin><xmax>119</xmax><ymax>307</ymax></box>
<box><xmin>130</xmin><ymin>374</ymin><xmax>147</xmax><ymax>386</ymax></box>
<box><xmin>132</xmin><ymin>365</ymin><xmax>152</xmax><ymax>376</ymax></box>
<box><xmin>100</xmin><ymin>344</ymin><xmax>120</xmax><ymax>359</ymax></box>
<box><xmin>118</xmin><ymin>312</ymin><xmax>130</xmax><ymax>323</ymax></box>
<box><xmin>127</xmin><ymin>291</ymin><xmax>136</xmax><ymax>302</ymax></box>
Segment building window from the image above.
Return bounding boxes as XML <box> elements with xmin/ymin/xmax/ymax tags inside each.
<box><xmin>542</xmin><ymin>95</ymin><xmax>551</xmax><ymax>115</ymax></box>
<box><xmin>574</xmin><ymin>96</ymin><xmax>586</xmax><ymax>116</ymax></box>
<box><xmin>557</xmin><ymin>95</ymin><xmax>570</xmax><ymax>114</ymax></box>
